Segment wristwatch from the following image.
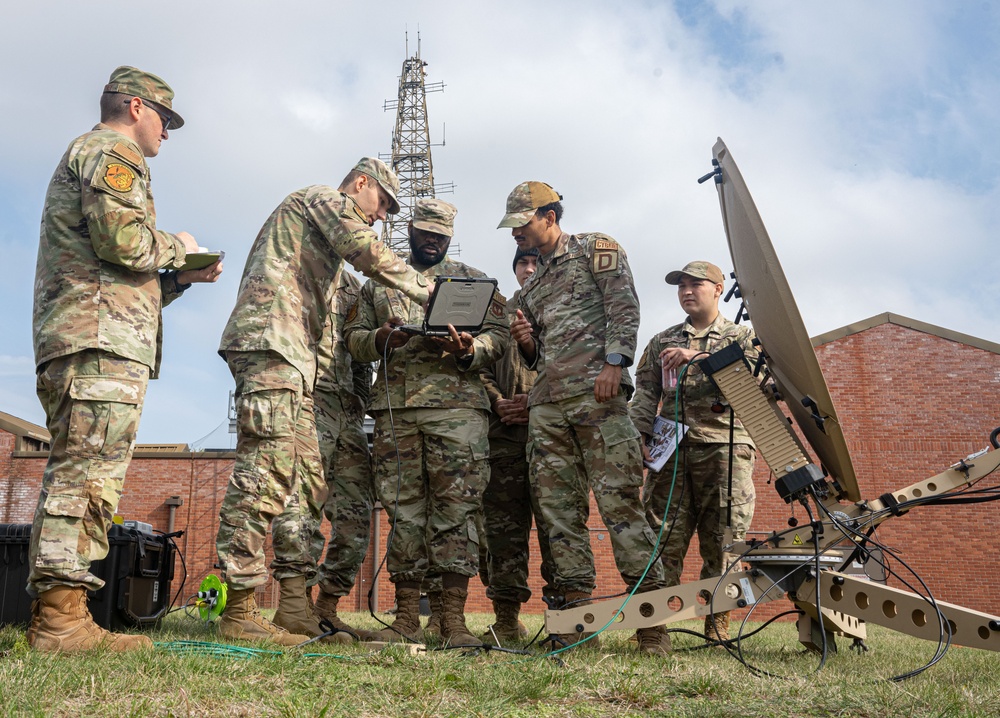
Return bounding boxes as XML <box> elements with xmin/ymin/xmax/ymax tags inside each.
<box><xmin>605</xmin><ymin>352</ymin><xmax>626</xmax><ymax>367</ymax></box>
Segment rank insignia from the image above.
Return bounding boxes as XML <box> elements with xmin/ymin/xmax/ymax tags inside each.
<box><xmin>104</xmin><ymin>163</ymin><xmax>135</xmax><ymax>192</ymax></box>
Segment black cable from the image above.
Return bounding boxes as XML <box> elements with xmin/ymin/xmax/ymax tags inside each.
<box><xmin>364</xmin><ymin>326</ymin><xmax>421</xmax><ymax>644</ymax></box>
<box><xmin>814</xmin><ymin>500</ymin><xmax>953</xmax><ymax>681</ymax></box>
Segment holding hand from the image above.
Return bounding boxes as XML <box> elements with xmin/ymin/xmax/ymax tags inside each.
<box><xmin>375</xmin><ymin>317</ymin><xmax>413</xmax><ymax>354</ymax></box>
<box><xmin>658</xmin><ymin>346</ymin><xmax>702</xmax><ymax>372</ymax></box>
<box><xmin>432</xmin><ymin>324</ymin><xmax>475</xmax><ymax>358</ymax></box>
<box><xmin>177</xmin><ymin>259</ymin><xmax>223</xmax><ymax>285</ymax></box>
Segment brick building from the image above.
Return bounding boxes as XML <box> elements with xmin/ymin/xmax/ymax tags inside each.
<box><xmin>2</xmin><ymin>312</ymin><xmax>999</xmax><ymax>622</ymax></box>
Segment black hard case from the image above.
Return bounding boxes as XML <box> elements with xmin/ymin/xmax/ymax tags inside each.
<box><xmin>0</xmin><ymin>523</ymin><xmax>176</xmax><ymax>630</ymax></box>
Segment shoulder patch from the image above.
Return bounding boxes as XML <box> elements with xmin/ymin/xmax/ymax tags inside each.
<box><xmin>593</xmin><ymin>249</ymin><xmax>619</xmax><ymax>274</ymax></box>
<box><xmin>103</xmin><ymin>163</ymin><xmax>135</xmax><ymax>193</ymax></box>
<box><xmin>594</xmin><ymin>238</ymin><xmax>619</xmax><ymax>251</ymax></box>
<box><xmin>109</xmin><ymin>142</ymin><xmax>142</xmax><ymax>168</ymax></box>
<box><xmin>345</xmin><ymin>300</ymin><xmax>360</xmax><ymax>324</ymax></box>
<box><xmin>636</xmin><ymin>352</ymin><xmax>648</xmax><ymax>372</ymax></box>
<box><xmin>489</xmin><ymin>293</ymin><xmax>507</xmax><ymax>318</ymax></box>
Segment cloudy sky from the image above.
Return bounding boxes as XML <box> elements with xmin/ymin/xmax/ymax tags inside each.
<box><xmin>1</xmin><ymin>1</ymin><xmax>998</xmax><ymax>446</ymax></box>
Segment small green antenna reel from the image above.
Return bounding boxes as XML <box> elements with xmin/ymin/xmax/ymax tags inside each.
<box><xmin>196</xmin><ymin>574</ymin><xmax>228</xmax><ymax>622</ymax></box>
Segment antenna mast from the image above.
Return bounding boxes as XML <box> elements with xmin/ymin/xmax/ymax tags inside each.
<box><xmin>380</xmin><ymin>31</ymin><xmax>454</xmax><ymax>255</ymax></box>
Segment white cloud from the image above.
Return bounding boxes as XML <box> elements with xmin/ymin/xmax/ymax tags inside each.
<box><xmin>1</xmin><ymin>0</ymin><xmax>999</xmax><ymax>442</ymax></box>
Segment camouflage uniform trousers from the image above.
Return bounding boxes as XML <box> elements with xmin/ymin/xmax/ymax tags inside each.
<box><xmin>643</xmin><ymin>442</ymin><xmax>756</xmax><ymax>587</ymax></box>
<box><xmin>28</xmin><ymin>349</ymin><xmax>149</xmax><ymax>594</ymax></box>
<box><xmin>311</xmin><ymin>393</ymin><xmax>374</xmax><ymax>596</ymax></box>
<box><xmin>216</xmin><ymin>351</ymin><xmax>325</xmax><ymax>590</ymax></box>
<box><xmin>527</xmin><ymin>393</ymin><xmax>665</xmax><ymax>595</ymax></box>
<box><xmin>372</xmin><ymin>407</ymin><xmax>489</xmax><ymax>583</ymax></box>
<box><xmin>478</xmin><ymin>449</ymin><xmax>557</xmax><ymax>604</ymax></box>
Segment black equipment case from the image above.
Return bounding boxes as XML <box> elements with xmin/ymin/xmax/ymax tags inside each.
<box><xmin>0</xmin><ymin>523</ymin><xmax>177</xmax><ymax>630</ymax></box>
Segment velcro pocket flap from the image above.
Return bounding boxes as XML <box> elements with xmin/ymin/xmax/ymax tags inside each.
<box><xmin>69</xmin><ymin>376</ymin><xmax>143</xmax><ymax>404</ymax></box>
<box><xmin>44</xmin><ymin>493</ymin><xmax>88</xmax><ymax>518</ymax></box>
<box><xmin>599</xmin><ymin>415</ymin><xmax>641</xmax><ymax>446</ymax></box>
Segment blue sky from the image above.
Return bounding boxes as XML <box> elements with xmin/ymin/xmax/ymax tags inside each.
<box><xmin>2</xmin><ymin>0</ymin><xmax>998</xmax><ymax>445</ymax></box>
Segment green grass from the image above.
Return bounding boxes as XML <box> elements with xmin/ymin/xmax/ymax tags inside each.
<box><xmin>2</xmin><ymin>610</ymin><xmax>999</xmax><ymax>717</ymax></box>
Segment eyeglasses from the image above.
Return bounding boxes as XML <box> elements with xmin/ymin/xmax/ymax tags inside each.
<box><xmin>124</xmin><ymin>98</ymin><xmax>172</xmax><ymax>131</ymax></box>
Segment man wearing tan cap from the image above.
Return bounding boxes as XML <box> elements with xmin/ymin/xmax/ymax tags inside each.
<box><xmin>630</xmin><ymin>261</ymin><xmax>760</xmax><ymax>646</ymax></box>
<box><xmin>214</xmin><ymin>158</ymin><xmax>430</xmax><ymax>646</ymax></box>
<box><xmin>345</xmin><ymin>198</ymin><xmax>509</xmax><ymax>648</ymax></box>
<box><xmin>26</xmin><ymin>66</ymin><xmax>221</xmax><ymax>653</ymax></box>
<box><xmin>502</xmin><ymin>182</ymin><xmax>670</xmax><ymax>655</ymax></box>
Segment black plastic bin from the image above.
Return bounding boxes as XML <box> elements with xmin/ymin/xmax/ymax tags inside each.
<box><xmin>0</xmin><ymin>523</ymin><xmax>177</xmax><ymax>631</ymax></box>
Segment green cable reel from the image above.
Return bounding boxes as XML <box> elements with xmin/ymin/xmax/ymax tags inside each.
<box><xmin>197</xmin><ymin>574</ymin><xmax>228</xmax><ymax>623</ymax></box>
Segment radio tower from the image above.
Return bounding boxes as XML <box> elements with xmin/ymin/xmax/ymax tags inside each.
<box><xmin>380</xmin><ymin>33</ymin><xmax>454</xmax><ymax>255</ymax></box>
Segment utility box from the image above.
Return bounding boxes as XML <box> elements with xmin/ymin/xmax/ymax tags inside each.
<box><xmin>0</xmin><ymin>523</ymin><xmax>178</xmax><ymax>631</ymax></box>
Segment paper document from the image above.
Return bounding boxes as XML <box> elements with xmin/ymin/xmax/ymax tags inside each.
<box><xmin>644</xmin><ymin>416</ymin><xmax>688</xmax><ymax>472</ymax></box>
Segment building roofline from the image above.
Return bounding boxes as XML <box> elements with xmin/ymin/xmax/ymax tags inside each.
<box><xmin>812</xmin><ymin>312</ymin><xmax>1000</xmax><ymax>355</ymax></box>
<box><xmin>0</xmin><ymin>410</ymin><xmax>50</xmax><ymax>442</ymax></box>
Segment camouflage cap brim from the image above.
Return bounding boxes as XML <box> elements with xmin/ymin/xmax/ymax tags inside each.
<box><xmin>412</xmin><ymin>219</ymin><xmax>454</xmax><ymax>237</ymax></box>
<box><xmin>497</xmin><ymin>209</ymin><xmax>537</xmax><ymax>229</ymax></box>
<box><xmin>373</xmin><ymin>178</ymin><xmax>401</xmax><ymax>215</ymax></box>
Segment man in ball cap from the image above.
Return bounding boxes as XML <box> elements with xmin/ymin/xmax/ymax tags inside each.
<box><xmin>502</xmin><ymin>182</ymin><xmax>671</xmax><ymax>655</ymax></box>
<box><xmin>214</xmin><ymin>158</ymin><xmax>428</xmax><ymax>646</ymax></box>
<box><xmin>345</xmin><ymin>198</ymin><xmax>509</xmax><ymax>647</ymax></box>
<box><xmin>26</xmin><ymin>66</ymin><xmax>221</xmax><ymax>653</ymax></box>
<box><xmin>630</xmin><ymin>260</ymin><xmax>760</xmax><ymax>646</ymax></box>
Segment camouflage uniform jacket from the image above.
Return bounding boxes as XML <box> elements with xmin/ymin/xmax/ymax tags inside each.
<box><xmin>32</xmin><ymin>125</ymin><xmax>190</xmax><ymax>377</ymax></box>
<box><xmin>218</xmin><ymin>187</ymin><xmax>430</xmax><ymax>384</ymax></box>
<box><xmin>517</xmin><ymin>232</ymin><xmax>637</xmax><ymax>404</ymax></box>
<box><xmin>345</xmin><ymin>256</ymin><xmax>509</xmax><ymax>412</ymax></box>
<box><xmin>480</xmin><ymin>289</ymin><xmax>535</xmax><ymax>458</ymax></box>
<box><xmin>630</xmin><ymin>314</ymin><xmax>758</xmax><ymax>446</ymax></box>
<box><xmin>314</xmin><ymin>271</ymin><xmax>371</xmax><ymax>418</ymax></box>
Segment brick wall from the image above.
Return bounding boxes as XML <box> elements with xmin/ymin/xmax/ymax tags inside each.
<box><xmin>3</xmin><ymin>319</ymin><xmax>999</xmax><ymax>623</ymax></box>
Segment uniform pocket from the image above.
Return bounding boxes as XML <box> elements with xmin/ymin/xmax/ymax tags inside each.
<box><xmin>599</xmin><ymin>414</ymin><xmax>641</xmax><ymax>446</ymax></box>
<box><xmin>237</xmin><ymin>388</ymin><xmax>296</xmax><ymax>439</ymax></box>
<box><xmin>470</xmin><ymin>433</ymin><xmax>490</xmax><ymax>462</ymax></box>
<box><xmin>66</xmin><ymin>375</ymin><xmax>143</xmax><ymax>460</ymax></box>
<box><xmin>43</xmin><ymin>493</ymin><xmax>88</xmax><ymax>518</ymax></box>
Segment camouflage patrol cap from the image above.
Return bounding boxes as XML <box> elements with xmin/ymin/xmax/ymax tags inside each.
<box><xmin>412</xmin><ymin>198</ymin><xmax>457</xmax><ymax>237</ymax></box>
<box><xmin>497</xmin><ymin>181</ymin><xmax>563</xmax><ymax>229</ymax></box>
<box><xmin>103</xmin><ymin>66</ymin><xmax>184</xmax><ymax>130</ymax></box>
<box><xmin>353</xmin><ymin>157</ymin><xmax>401</xmax><ymax>214</ymax></box>
<box><xmin>665</xmin><ymin>261</ymin><xmax>725</xmax><ymax>286</ymax></box>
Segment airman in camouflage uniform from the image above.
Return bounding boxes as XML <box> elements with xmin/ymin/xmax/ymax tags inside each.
<box><xmin>631</xmin><ymin>260</ymin><xmax>759</xmax><ymax>644</ymax></box>
<box><xmin>269</xmin><ymin>270</ymin><xmax>376</xmax><ymax>640</ymax></box>
<box><xmin>215</xmin><ymin>158</ymin><xmax>430</xmax><ymax>646</ymax></box>
<box><xmin>503</xmin><ymin>182</ymin><xmax>669</xmax><ymax>655</ymax></box>
<box><xmin>345</xmin><ymin>199</ymin><xmax>509</xmax><ymax>647</ymax></box>
<box><xmin>478</xmin><ymin>247</ymin><xmax>557</xmax><ymax>644</ymax></box>
<box><xmin>27</xmin><ymin>66</ymin><xmax>221</xmax><ymax>653</ymax></box>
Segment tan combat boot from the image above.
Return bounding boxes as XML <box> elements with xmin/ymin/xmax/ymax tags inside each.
<box><xmin>423</xmin><ymin>590</ymin><xmax>443</xmax><ymax>639</ymax></box>
<box><xmin>482</xmin><ymin>598</ymin><xmax>528</xmax><ymax>644</ymax></box>
<box><xmin>314</xmin><ymin>589</ymin><xmax>380</xmax><ymax>641</ymax></box>
<box><xmin>372</xmin><ymin>582</ymin><xmax>423</xmax><ymax>643</ymax></box>
<box><xmin>272</xmin><ymin>575</ymin><xmax>350</xmax><ymax>644</ymax></box>
<box><xmin>705</xmin><ymin>611</ymin><xmax>731</xmax><ymax>643</ymax></box>
<box><xmin>635</xmin><ymin>625</ymin><xmax>672</xmax><ymax>656</ymax></box>
<box><xmin>217</xmin><ymin>587</ymin><xmax>309</xmax><ymax>647</ymax></box>
<box><xmin>439</xmin><ymin>574</ymin><xmax>479</xmax><ymax>648</ymax></box>
<box><xmin>548</xmin><ymin>590</ymin><xmax>600</xmax><ymax>650</ymax></box>
<box><xmin>27</xmin><ymin>586</ymin><xmax>152</xmax><ymax>653</ymax></box>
